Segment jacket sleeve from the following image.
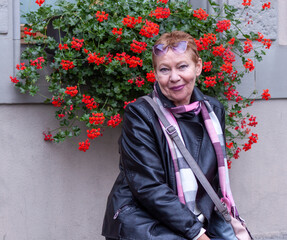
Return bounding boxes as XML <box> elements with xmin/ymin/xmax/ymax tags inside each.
<box><xmin>120</xmin><ymin>100</ymin><xmax>203</xmax><ymax>239</ymax></box>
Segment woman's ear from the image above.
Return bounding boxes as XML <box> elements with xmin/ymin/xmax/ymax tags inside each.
<box><xmin>195</xmin><ymin>58</ymin><xmax>202</xmax><ymax>77</ymax></box>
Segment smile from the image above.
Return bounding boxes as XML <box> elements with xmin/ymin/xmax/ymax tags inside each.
<box><xmin>170</xmin><ymin>85</ymin><xmax>185</xmax><ymax>91</ymax></box>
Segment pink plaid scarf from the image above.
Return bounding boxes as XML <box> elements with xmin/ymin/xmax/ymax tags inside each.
<box><xmin>153</xmin><ymin>90</ymin><xmax>238</xmax><ymax>217</ymax></box>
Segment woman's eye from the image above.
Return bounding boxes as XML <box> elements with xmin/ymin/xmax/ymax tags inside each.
<box><xmin>159</xmin><ymin>68</ymin><xmax>169</xmax><ymax>73</ymax></box>
<box><xmin>179</xmin><ymin>64</ymin><xmax>188</xmax><ymax>70</ymax></box>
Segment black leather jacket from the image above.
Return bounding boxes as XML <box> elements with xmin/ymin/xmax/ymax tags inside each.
<box><xmin>102</xmin><ymin>87</ymin><xmax>226</xmax><ymax>240</ymax></box>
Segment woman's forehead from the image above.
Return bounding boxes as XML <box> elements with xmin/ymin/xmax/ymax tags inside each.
<box><xmin>154</xmin><ymin>50</ymin><xmax>194</xmax><ymax>66</ymax></box>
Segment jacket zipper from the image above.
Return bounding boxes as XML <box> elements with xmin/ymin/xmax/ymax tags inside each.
<box><xmin>113</xmin><ymin>205</ymin><xmax>130</xmax><ymax>219</ymax></box>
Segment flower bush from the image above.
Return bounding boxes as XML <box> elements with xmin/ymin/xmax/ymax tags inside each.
<box><xmin>12</xmin><ymin>0</ymin><xmax>272</xmax><ymax>166</ymax></box>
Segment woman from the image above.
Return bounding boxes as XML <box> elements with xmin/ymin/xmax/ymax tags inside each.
<box><xmin>102</xmin><ymin>31</ymin><xmax>236</xmax><ymax>240</ymax></box>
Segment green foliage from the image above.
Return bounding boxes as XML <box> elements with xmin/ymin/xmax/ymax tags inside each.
<box><xmin>14</xmin><ymin>0</ymin><xmax>271</xmax><ymax>161</ymax></box>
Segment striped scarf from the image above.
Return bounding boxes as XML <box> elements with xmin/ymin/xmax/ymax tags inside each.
<box><xmin>153</xmin><ymin>90</ymin><xmax>238</xmax><ymax>218</ymax></box>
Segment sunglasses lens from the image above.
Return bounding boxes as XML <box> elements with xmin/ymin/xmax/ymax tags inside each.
<box><xmin>173</xmin><ymin>41</ymin><xmax>187</xmax><ymax>53</ymax></box>
<box><xmin>153</xmin><ymin>44</ymin><xmax>166</xmax><ymax>56</ymax></box>
<box><xmin>153</xmin><ymin>41</ymin><xmax>188</xmax><ymax>56</ymax></box>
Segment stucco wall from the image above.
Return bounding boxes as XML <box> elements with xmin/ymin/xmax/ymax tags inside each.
<box><xmin>0</xmin><ymin>105</ymin><xmax>121</xmax><ymax>240</ymax></box>
<box><xmin>1</xmin><ymin>0</ymin><xmax>287</xmax><ymax>239</ymax></box>
<box><xmin>0</xmin><ymin>100</ymin><xmax>287</xmax><ymax>239</ymax></box>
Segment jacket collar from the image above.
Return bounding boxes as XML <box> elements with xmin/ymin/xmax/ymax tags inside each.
<box><xmin>155</xmin><ymin>82</ymin><xmax>206</xmax><ymax>108</ymax></box>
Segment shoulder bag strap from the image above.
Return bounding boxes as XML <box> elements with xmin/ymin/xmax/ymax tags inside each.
<box><xmin>142</xmin><ymin>96</ymin><xmax>231</xmax><ymax>222</ymax></box>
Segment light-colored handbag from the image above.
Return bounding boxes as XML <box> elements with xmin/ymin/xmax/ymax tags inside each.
<box><xmin>143</xmin><ymin>96</ymin><xmax>253</xmax><ymax>240</ymax></box>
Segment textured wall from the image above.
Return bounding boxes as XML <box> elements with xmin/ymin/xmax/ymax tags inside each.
<box><xmin>1</xmin><ymin>100</ymin><xmax>287</xmax><ymax>239</ymax></box>
<box><xmin>0</xmin><ymin>105</ymin><xmax>121</xmax><ymax>240</ymax></box>
<box><xmin>1</xmin><ymin>0</ymin><xmax>287</xmax><ymax>239</ymax></box>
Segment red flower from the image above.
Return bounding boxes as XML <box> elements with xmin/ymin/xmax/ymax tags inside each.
<box><xmin>30</xmin><ymin>57</ymin><xmax>45</xmax><ymax>69</ymax></box>
<box><xmin>35</xmin><ymin>0</ymin><xmax>45</xmax><ymax>7</ymax></box>
<box><xmin>261</xmin><ymin>89</ymin><xmax>271</xmax><ymax>100</ymax></box>
<box><xmin>59</xmin><ymin>43</ymin><xmax>69</xmax><ymax>50</ymax></box>
<box><xmin>107</xmin><ymin>114</ymin><xmax>122</xmax><ymax>128</ymax></box>
<box><xmin>104</xmin><ymin>53</ymin><xmax>113</xmax><ymax>65</ymax></box>
<box><xmin>202</xmin><ymin>61</ymin><xmax>213</xmax><ymax>72</ymax></box>
<box><xmin>87</xmin><ymin>52</ymin><xmax>105</xmax><ymax>65</ymax></box>
<box><xmin>146</xmin><ymin>70</ymin><xmax>156</xmax><ymax>83</ymax></box>
<box><xmin>126</xmin><ymin>56</ymin><xmax>143</xmax><ymax>68</ymax></box>
<box><xmin>227</xmin><ymin>160</ymin><xmax>232</xmax><ymax>169</ymax></box>
<box><xmin>149</xmin><ymin>7</ymin><xmax>170</xmax><ymax>19</ymax></box>
<box><xmin>216</xmin><ymin>20</ymin><xmax>231</xmax><ymax>32</ymax></box>
<box><xmin>248</xmin><ymin>115</ymin><xmax>258</xmax><ymax>127</ymax></box>
<box><xmin>130</xmin><ymin>40</ymin><xmax>147</xmax><ymax>53</ymax></box>
<box><xmin>43</xmin><ymin>131</ymin><xmax>53</xmax><ymax>141</ymax></box>
<box><xmin>51</xmin><ymin>96</ymin><xmax>64</xmax><ymax>107</ymax></box>
<box><xmin>124</xmin><ymin>99</ymin><xmax>137</xmax><ymax>109</ymax></box>
<box><xmin>193</xmin><ymin>8</ymin><xmax>209</xmax><ymax>20</ymax></box>
<box><xmin>195</xmin><ymin>33</ymin><xmax>217</xmax><ymax>51</ymax></box>
<box><xmin>89</xmin><ymin>112</ymin><xmax>105</xmax><ymax>125</ymax></box>
<box><xmin>87</xmin><ymin>128</ymin><xmax>101</xmax><ymax>139</ymax></box>
<box><xmin>157</xmin><ymin>0</ymin><xmax>168</xmax><ymax>3</ymax></box>
<box><xmin>10</xmin><ymin>76</ymin><xmax>19</xmax><ymax>83</ymax></box>
<box><xmin>231</xmin><ymin>70</ymin><xmax>238</xmax><ymax>81</ymax></box>
<box><xmin>262</xmin><ymin>2</ymin><xmax>271</xmax><ymax>10</ymax></box>
<box><xmin>224</xmin><ymin>85</ymin><xmax>239</xmax><ymax>100</ymax></box>
<box><xmin>217</xmin><ymin>72</ymin><xmax>224</xmax><ymax>82</ymax></box>
<box><xmin>220</xmin><ymin>61</ymin><xmax>233</xmax><ymax>74</ymax></box>
<box><xmin>61</xmin><ymin>60</ymin><xmax>75</xmax><ymax>70</ymax></box>
<box><xmin>233</xmin><ymin>147</ymin><xmax>241</xmax><ymax>159</ymax></box>
<box><xmin>78</xmin><ymin>139</ymin><xmax>90</xmax><ymax>152</ymax></box>
<box><xmin>115</xmin><ymin>53</ymin><xmax>143</xmax><ymax>68</ymax></box>
<box><xmin>139</xmin><ymin>20</ymin><xmax>159</xmax><ymax>38</ymax></box>
<box><xmin>242</xmin><ymin>0</ymin><xmax>252</xmax><ymax>6</ymax></box>
<box><xmin>23</xmin><ymin>27</ymin><xmax>36</xmax><ymax>37</ymax></box>
<box><xmin>236</xmin><ymin>96</ymin><xmax>243</xmax><ymax>102</ymax></box>
<box><xmin>65</xmin><ymin>86</ymin><xmax>78</xmax><ymax>97</ymax></box>
<box><xmin>82</xmin><ymin>94</ymin><xmax>99</xmax><ymax>110</ymax></box>
<box><xmin>262</xmin><ymin>39</ymin><xmax>272</xmax><ymax>49</ymax></box>
<box><xmin>223</xmin><ymin>48</ymin><xmax>235</xmax><ymax>63</ymax></box>
<box><xmin>228</xmin><ymin>37</ymin><xmax>235</xmax><ymax>45</ymax></box>
<box><xmin>135</xmin><ymin>77</ymin><xmax>145</xmax><ymax>87</ymax></box>
<box><xmin>122</xmin><ymin>15</ymin><xmax>142</xmax><ymax>28</ymax></box>
<box><xmin>243</xmin><ymin>39</ymin><xmax>253</xmax><ymax>54</ymax></box>
<box><xmin>257</xmin><ymin>32</ymin><xmax>264</xmax><ymax>42</ymax></box>
<box><xmin>16</xmin><ymin>63</ymin><xmax>26</xmax><ymax>70</ymax></box>
<box><xmin>71</xmin><ymin>37</ymin><xmax>84</xmax><ymax>51</ymax></box>
<box><xmin>96</xmin><ymin>11</ymin><xmax>109</xmax><ymax>22</ymax></box>
<box><xmin>212</xmin><ymin>45</ymin><xmax>225</xmax><ymax>57</ymax></box>
<box><xmin>204</xmin><ymin>76</ymin><xmax>217</xmax><ymax>88</ymax></box>
<box><xmin>112</xmin><ymin>28</ymin><xmax>123</xmax><ymax>36</ymax></box>
<box><xmin>226</xmin><ymin>142</ymin><xmax>234</xmax><ymax>149</ymax></box>
<box><xmin>244</xmin><ymin>58</ymin><xmax>255</xmax><ymax>72</ymax></box>
<box><xmin>58</xmin><ymin>113</ymin><xmax>65</xmax><ymax>118</ymax></box>
<box><xmin>256</xmin><ymin>32</ymin><xmax>272</xmax><ymax>49</ymax></box>
<box><xmin>243</xmin><ymin>133</ymin><xmax>258</xmax><ymax>151</ymax></box>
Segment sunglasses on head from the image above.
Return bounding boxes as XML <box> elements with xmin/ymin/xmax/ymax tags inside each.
<box><xmin>152</xmin><ymin>41</ymin><xmax>188</xmax><ymax>56</ymax></box>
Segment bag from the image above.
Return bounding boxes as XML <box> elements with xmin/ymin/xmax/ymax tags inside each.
<box><xmin>142</xmin><ymin>96</ymin><xmax>253</xmax><ymax>240</ymax></box>
<box><xmin>230</xmin><ymin>215</ymin><xmax>252</xmax><ymax>240</ymax></box>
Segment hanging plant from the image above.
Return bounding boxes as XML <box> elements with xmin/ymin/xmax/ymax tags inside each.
<box><xmin>11</xmin><ymin>0</ymin><xmax>272</xmax><ymax>167</ymax></box>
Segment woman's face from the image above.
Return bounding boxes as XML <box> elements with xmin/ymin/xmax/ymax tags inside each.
<box><xmin>154</xmin><ymin>49</ymin><xmax>202</xmax><ymax>106</ymax></box>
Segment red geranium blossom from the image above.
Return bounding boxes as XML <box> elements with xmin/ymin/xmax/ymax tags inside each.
<box><xmin>244</xmin><ymin>58</ymin><xmax>255</xmax><ymax>72</ymax></box>
<box><xmin>193</xmin><ymin>8</ymin><xmax>209</xmax><ymax>20</ymax></box>
<box><xmin>262</xmin><ymin>2</ymin><xmax>271</xmax><ymax>10</ymax></box>
<box><xmin>35</xmin><ymin>0</ymin><xmax>45</xmax><ymax>7</ymax></box>
<box><xmin>261</xmin><ymin>89</ymin><xmax>271</xmax><ymax>100</ymax></box>
<box><xmin>216</xmin><ymin>20</ymin><xmax>231</xmax><ymax>32</ymax></box>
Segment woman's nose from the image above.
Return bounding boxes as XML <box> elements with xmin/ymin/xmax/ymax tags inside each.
<box><xmin>170</xmin><ymin>69</ymin><xmax>180</xmax><ymax>82</ymax></box>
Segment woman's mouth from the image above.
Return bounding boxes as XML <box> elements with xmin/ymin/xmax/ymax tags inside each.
<box><xmin>170</xmin><ymin>85</ymin><xmax>185</xmax><ymax>91</ymax></box>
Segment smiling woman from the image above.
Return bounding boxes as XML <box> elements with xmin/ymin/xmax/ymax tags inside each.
<box><xmin>102</xmin><ymin>31</ymin><xmax>246</xmax><ymax>240</ymax></box>
<box><xmin>152</xmin><ymin>32</ymin><xmax>202</xmax><ymax>106</ymax></box>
